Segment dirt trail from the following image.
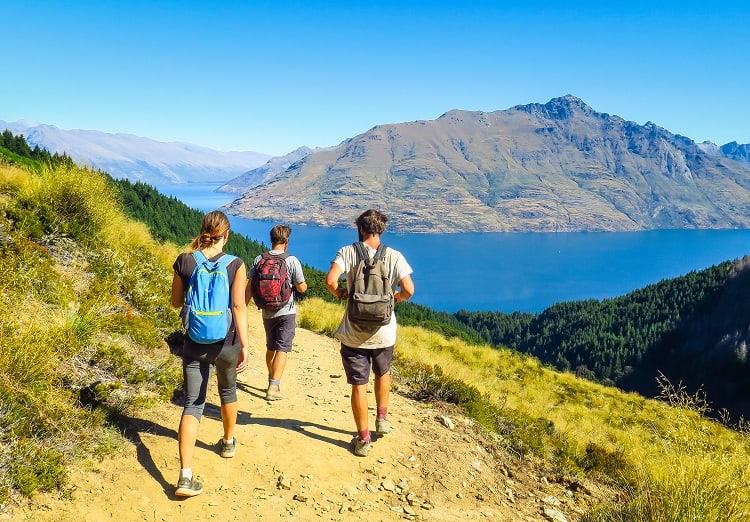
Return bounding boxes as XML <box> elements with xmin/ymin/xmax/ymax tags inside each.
<box><xmin>7</xmin><ymin>313</ymin><xmax>612</xmax><ymax>521</ymax></box>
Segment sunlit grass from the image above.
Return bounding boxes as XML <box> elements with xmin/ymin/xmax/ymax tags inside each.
<box><xmin>0</xmin><ymin>162</ymin><xmax>182</xmax><ymax>502</ymax></box>
<box><xmin>298</xmin><ymin>297</ymin><xmax>750</xmax><ymax>518</ymax></box>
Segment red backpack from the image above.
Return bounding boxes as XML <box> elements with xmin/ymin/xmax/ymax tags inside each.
<box><xmin>251</xmin><ymin>252</ymin><xmax>293</xmax><ymax>311</ymax></box>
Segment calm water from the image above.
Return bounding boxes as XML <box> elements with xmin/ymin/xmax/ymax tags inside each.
<box><xmin>156</xmin><ymin>183</ymin><xmax>750</xmax><ymax>314</ymax></box>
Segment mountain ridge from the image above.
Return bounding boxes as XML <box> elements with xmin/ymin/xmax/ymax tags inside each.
<box><xmin>0</xmin><ymin>120</ymin><xmax>270</xmax><ymax>184</ymax></box>
<box><xmin>224</xmin><ymin>95</ymin><xmax>750</xmax><ymax>233</ymax></box>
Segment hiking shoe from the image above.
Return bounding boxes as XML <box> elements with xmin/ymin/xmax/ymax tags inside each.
<box><xmin>220</xmin><ymin>437</ymin><xmax>236</xmax><ymax>458</ymax></box>
<box><xmin>175</xmin><ymin>476</ymin><xmax>203</xmax><ymax>497</ymax></box>
<box><xmin>266</xmin><ymin>384</ymin><xmax>283</xmax><ymax>401</ymax></box>
<box><xmin>375</xmin><ymin>418</ymin><xmax>393</xmax><ymax>434</ymax></box>
<box><xmin>353</xmin><ymin>437</ymin><xmax>371</xmax><ymax>457</ymax></box>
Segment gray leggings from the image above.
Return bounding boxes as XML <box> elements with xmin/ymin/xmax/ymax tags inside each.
<box><xmin>181</xmin><ymin>342</ymin><xmax>241</xmax><ymax>420</ymax></box>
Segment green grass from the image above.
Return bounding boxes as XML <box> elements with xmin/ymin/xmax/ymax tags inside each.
<box><xmin>0</xmin><ymin>161</ymin><xmax>182</xmax><ymax>502</ymax></box>
<box><xmin>298</xmin><ymin>297</ymin><xmax>750</xmax><ymax>520</ymax></box>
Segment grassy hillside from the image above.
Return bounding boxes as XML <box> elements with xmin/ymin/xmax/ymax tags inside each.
<box><xmin>453</xmin><ymin>260</ymin><xmax>750</xmax><ymax>420</ymax></box>
<box><xmin>3</xmin><ymin>136</ymin><xmax>750</xmax><ymax>519</ymax></box>
<box><xmin>0</xmin><ymin>155</ymin><xmax>184</xmax><ymax>501</ymax></box>
<box><xmin>300</xmin><ymin>300</ymin><xmax>750</xmax><ymax>520</ymax></box>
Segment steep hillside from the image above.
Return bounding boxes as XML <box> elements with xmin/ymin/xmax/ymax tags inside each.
<box><xmin>224</xmin><ymin>95</ymin><xmax>750</xmax><ymax>232</ymax></box>
<box><xmin>453</xmin><ymin>258</ymin><xmax>750</xmax><ymax>421</ymax></box>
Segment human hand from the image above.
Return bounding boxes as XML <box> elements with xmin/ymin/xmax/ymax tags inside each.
<box><xmin>236</xmin><ymin>347</ymin><xmax>250</xmax><ymax>373</ymax></box>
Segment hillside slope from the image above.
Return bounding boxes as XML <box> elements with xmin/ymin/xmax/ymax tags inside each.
<box><xmin>225</xmin><ymin>95</ymin><xmax>750</xmax><ymax>232</ymax></box>
<box><xmin>6</xmin><ymin>312</ymin><xmax>614</xmax><ymax>522</ymax></box>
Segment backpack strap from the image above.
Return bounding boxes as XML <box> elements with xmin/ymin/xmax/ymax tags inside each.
<box><xmin>353</xmin><ymin>242</ymin><xmax>369</xmax><ymax>263</ymax></box>
<box><xmin>374</xmin><ymin>243</ymin><xmax>388</xmax><ymax>261</ymax></box>
<box><xmin>191</xmin><ymin>250</ymin><xmax>208</xmax><ymax>265</ymax></box>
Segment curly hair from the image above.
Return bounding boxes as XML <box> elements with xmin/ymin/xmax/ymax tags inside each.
<box><xmin>355</xmin><ymin>209</ymin><xmax>388</xmax><ymax>238</ymax></box>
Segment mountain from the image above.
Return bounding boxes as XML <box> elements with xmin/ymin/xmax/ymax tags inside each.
<box><xmin>223</xmin><ymin>95</ymin><xmax>750</xmax><ymax>233</ymax></box>
<box><xmin>0</xmin><ymin>120</ymin><xmax>270</xmax><ymax>185</ymax></box>
<box><xmin>216</xmin><ymin>145</ymin><xmax>331</xmax><ymax>194</ymax></box>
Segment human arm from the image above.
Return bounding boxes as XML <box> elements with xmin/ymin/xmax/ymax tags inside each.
<box><xmin>394</xmin><ymin>274</ymin><xmax>414</xmax><ymax>303</ymax></box>
<box><xmin>290</xmin><ymin>258</ymin><xmax>307</xmax><ymax>294</ymax></box>
<box><xmin>170</xmin><ymin>272</ymin><xmax>185</xmax><ymax>309</ymax></box>
<box><xmin>231</xmin><ymin>262</ymin><xmax>250</xmax><ymax>373</ymax></box>
<box><xmin>325</xmin><ymin>262</ymin><xmax>348</xmax><ymax>300</ymax></box>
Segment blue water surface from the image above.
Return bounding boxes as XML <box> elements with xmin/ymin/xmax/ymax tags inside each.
<box><xmin>156</xmin><ymin>183</ymin><xmax>750</xmax><ymax>314</ymax></box>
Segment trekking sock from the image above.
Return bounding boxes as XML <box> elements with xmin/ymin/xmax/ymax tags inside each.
<box><xmin>180</xmin><ymin>468</ymin><xmax>193</xmax><ymax>480</ymax></box>
<box><xmin>377</xmin><ymin>407</ymin><xmax>388</xmax><ymax>420</ymax></box>
<box><xmin>269</xmin><ymin>379</ymin><xmax>281</xmax><ymax>387</ymax></box>
<box><xmin>223</xmin><ymin>437</ymin><xmax>234</xmax><ymax>445</ymax></box>
<box><xmin>358</xmin><ymin>429</ymin><xmax>371</xmax><ymax>443</ymax></box>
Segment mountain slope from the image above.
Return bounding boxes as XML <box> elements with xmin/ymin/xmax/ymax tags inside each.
<box><xmin>216</xmin><ymin>145</ymin><xmax>332</xmax><ymax>194</ymax></box>
<box><xmin>224</xmin><ymin>95</ymin><xmax>750</xmax><ymax>232</ymax></box>
<box><xmin>0</xmin><ymin>120</ymin><xmax>270</xmax><ymax>184</ymax></box>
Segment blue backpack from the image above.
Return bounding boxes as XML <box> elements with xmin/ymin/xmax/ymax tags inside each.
<box><xmin>182</xmin><ymin>251</ymin><xmax>236</xmax><ymax>344</ymax></box>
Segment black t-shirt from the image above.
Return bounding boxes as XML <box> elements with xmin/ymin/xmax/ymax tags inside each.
<box><xmin>173</xmin><ymin>251</ymin><xmax>245</xmax><ymax>348</ymax></box>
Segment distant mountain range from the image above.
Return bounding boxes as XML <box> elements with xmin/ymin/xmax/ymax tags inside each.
<box><xmin>223</xmin><ymin>96</ymin><xmax>750</xmax><ymax>233</ymax></box>
<box><xmin>217</xmin><ymin>145</ymin><xmax>334</xmax><ymax>194</ymax></box>
<box><xmin>0</xmin><ymin>120</ymin><xmax>270</xmax><ymax>185</ymax></box>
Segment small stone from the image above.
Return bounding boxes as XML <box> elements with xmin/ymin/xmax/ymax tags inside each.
<box><xmin>438</xmin><ymin>415</ymin><xmax>455</xmax><ymax>429</ymax></box>
<box><xmin>381</xmin><ymin>479</ymin><xmax>397</xmax><ymax>492</ymax></box>
<box><xmin>293</xmin><ymin>493</ymin><xmax>309</xmax><ymax>502</ymax></box>
<box><xmin>543</xmin><ymin>495</ymin><xmax>562</xmax><ymax>507</ymax></box>
<box><xmin>543</xmin><ymin>508</ymin><xmax>569</xmax><ymax>522</ymax></box>
<box><xmin>390</xmin><ymin>506</ymin><xmax>405</xmax><ymax>513</ymax></box>
<box><xmin>470</xmin><ymin>460</ymin><xmax>482</xmax><ymax>472</ymax></box>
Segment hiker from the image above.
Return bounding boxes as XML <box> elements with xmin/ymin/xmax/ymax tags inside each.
<box><xmin>325</xmin><ymin>209</ymin><xmax>414</xmax><ymax>457</ymax></box>
<box><xmin>170</xmin><ymin>210</ymin><xmax>250</xmax><ymax>497</ymax></box>
<box><xmin>247</xmin><ymin>224</ymin><xmax>307</xmax><ymax>401</ymax></box>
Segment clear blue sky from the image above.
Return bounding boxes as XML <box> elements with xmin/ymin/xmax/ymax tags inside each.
<box><xmin>3</xmin><ymin>1</ymin><xmax>749</xmax><ymax>156</ymax></box>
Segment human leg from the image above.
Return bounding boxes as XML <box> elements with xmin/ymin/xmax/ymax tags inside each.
<box><xmin>215</xmin><ymin>344</ymin><xmax>241</xmax><ymax>455</ymax></box>
<box><xmin>264</xmin><ymin>315</ymin><xmax>295</xmax><ymax>400</ymax></box>
<box><xmin>266</xmin><ymin>350</ymin><xmax>288</xmax><ymax>381</ymax></box>
<box><xmin>351</xmin><ymin>383</ymin><xmax>370</xmax><ymax>433</ymax></box>
<box><xmin>176</xmin><ymin>355</ymin><xmax>211</xmax><ymax>496</ymax></box>
<box><xmin>340</xmin><ymin>345</ymin><xmax>374</xmax><ymax>455</ymax></box>
<box><xmin>372</xmin><ymin>347</ymin><xmax>394</xmax><ymax>433</ymax></box>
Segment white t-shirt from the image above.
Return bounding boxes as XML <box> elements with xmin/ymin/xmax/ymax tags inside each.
<box><xmin>331</xmin><ymin>243</ymin><xmax>413</xmax><ymax>349</ymax></box>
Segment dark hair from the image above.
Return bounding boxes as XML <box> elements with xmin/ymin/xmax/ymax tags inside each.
<box><xmin>355</xmin><ymin>209</ymin><xmax>388</xmax><ymax>237</ymax></box>
<box><xmin>190</xmin><ymin>210</ymin><xmax>230</xmax><ymax>251</ymax></box>
<box><xmin>270</xmin><ymin>224</ymin><xmax>291</xmax><ymax>246</ymax></box>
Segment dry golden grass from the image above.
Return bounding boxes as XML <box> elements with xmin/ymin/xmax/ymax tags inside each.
<box><xmin>298</xmin><ymin>297</ymin><xmax>750</xmax><ymax>518</ymax></box>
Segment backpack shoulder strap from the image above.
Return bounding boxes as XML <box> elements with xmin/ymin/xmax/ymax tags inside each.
<box><xmin>353</xmin><ymin>242</ymin><xmax>369</xmax><ymax>263</ymax></box>
<box><xmin>216</xmin><ymin>253</ymin><xmax>236</xmax><ymax>269</ymax></box>
<box><xmin>374</xmin><ymin>243</ymin><xmax>387</xmax><ymax>261</ymax></box>
<box><xmin>192</xmin><ymin>250</ymin><xmax>208</xmax><ymax>265</ymax></box>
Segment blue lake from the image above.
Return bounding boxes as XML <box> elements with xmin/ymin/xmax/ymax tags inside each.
<box><xmin>156</xmin><ymin>183</ymin><xmax>750</xmax><ymax>314</ymax></box>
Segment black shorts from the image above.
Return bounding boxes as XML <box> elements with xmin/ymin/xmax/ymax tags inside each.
<box><xmin>340</xmin><ymin>344</ymin><xmax>394</xmax><ymax>385</ymax></box>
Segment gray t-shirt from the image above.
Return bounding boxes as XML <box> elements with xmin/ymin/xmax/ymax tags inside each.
<box><xmin>249</xmin><ymin>250</ymin><xmax>306</xmax><ymax>319</ymax></box>
<box><xmin>332</xmin><ymin>243</ymin><xmax>413</xmax><ymax>349</ymax></box>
